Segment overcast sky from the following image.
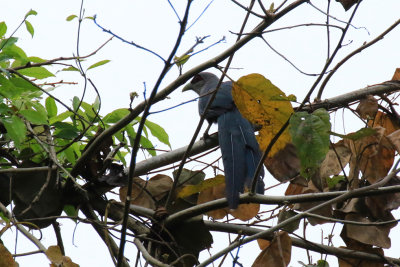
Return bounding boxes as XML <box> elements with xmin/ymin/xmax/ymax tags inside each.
<box><xmin>1</xmin><ymin>1</ymin><xmax>400</xmax><ymax>266</ymax></box>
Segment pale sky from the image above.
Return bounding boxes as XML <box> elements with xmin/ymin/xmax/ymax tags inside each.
<box><xmin>1</xmin><ymin>0</ymin><xmax>400</xmax><ymax>266</ymax></box>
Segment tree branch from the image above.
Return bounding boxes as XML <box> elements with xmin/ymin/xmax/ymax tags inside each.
<box><xmin>204</xmin><ymin>221</ymin><xmax>400</xmax><ymax>264</ymax></box>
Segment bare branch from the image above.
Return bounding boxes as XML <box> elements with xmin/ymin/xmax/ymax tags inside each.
<box><xmin>316</xmin><ymin>19</ymin><xmax>400</xmax><ymax>100</ymax></box>
<box><xmin>205</xmin><ymin>221</ymin><xmax>400</xmax><ymax>264</ymax></box>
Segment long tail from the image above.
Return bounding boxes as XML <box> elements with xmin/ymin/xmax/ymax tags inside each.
<box><xmin>217</xmin><ymin>109</ymin><xmax>264</xmax><ymax>209</ymax></box>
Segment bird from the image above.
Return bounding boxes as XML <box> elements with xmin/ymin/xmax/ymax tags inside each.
<box><xmin>183</xmin><ymin>72</ymin><xmax>265</xmax><ymax>209</ymax></box>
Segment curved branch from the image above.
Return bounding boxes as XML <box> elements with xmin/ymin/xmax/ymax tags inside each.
<box><xmin>133</xmin><ymin>238</ymin><xmax>171</xmax><ymax>267</ymax></box>
<box><xmin>204</xmin><ymin>221</ymin><xmax>400</xmax><ymax>264</ymax></box>
<box><xmin>166</xmin><ymin>181</ymin><xmax>400</xmax><ymax>226</ymax></box>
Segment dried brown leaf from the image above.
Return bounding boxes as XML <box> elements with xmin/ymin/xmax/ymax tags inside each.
<box><xmin>344</xmin><ymin>213</ymin><xmax>391</xmax><ymax>248</ymax></box>
<box><xmin>365</xmin><ymin>176</ymin><xmax>400</xmax><ymax>218</ymax></box>
<box><xmin>252</xmin><ymin>231</ymin><xmax>291</xmax><ymax>267</ymax></box>
<box><xmin>229</xmin><ymin>202</ymin><xmax>260</xmax><ymax>221</ymax></box>
<box><xmin>356</xmin><ymin>95</ymin><xmax>378</xmax><ymax>120</ymax></box>
<box><xmin>197</xmin><ymin>182</ymin><xmax>229</xmax><ymax>219</ymax></box>
<box><xmin>391</xmin><ymin>68</ymin><xmax>400</xmax><ymax>81</ymax></box>
<box><xmin>119</xmin><ymin>175</ymin><xmax>173</xmax><ymax>209</ymax></box>
<box><xmin>257</xmin><ymin>239</ymin><xmax>271</xmax><ymax>250</ymax></box>
<box><xmin>368</xmin><ymin>111</ymin><xmax>400</xmax><ymax>135</ymax></box>
<box><xmin>320</xmin><ymin>140</ymin><xmax>351</xmax><ymax>179</ymax></box>
<box><xmin>0</xmin><ymin>243</ymin><xmax>18</xmax><ymax>267</ymax></box>
<box><xmin>345</xmin><ymin>126</ymin><xmax>395</xmax><ymax>185</ymax></box>
<box><xmin>293</xmin><ymin>181</ymin><xmax>333</xmax><ymax>225</ymax></box>
<box><xmin>265</xmin><ymin>143</ymin><xmax>301</xmax><ymax>182</ymax></box>
<box><xmin>46</xmin><ymin>245</ymin><xmax>64</xmax><ymax>265</ymax></box>
<box><xmin>338</xmin><ymin>243</ymin><xmax>384</xmax><ymax>267</ymax></box>
<box><xmin>386</xmin><ymin>129</ymin><xmax>400</xmax><ymax>154</ymax></box>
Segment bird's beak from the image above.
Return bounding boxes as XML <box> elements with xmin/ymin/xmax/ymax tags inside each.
<box><xmin>182</xmin><ymin>82</ymin><xmax>192</xmax><ymax>92</ymax></box>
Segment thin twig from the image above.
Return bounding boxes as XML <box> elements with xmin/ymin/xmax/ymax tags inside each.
<box><xmin>316</xmin><ymin>19</ymin><xmax>400</xmax><ymax>100</ymax></box>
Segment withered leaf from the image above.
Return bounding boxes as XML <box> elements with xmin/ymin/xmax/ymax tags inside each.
<box><xmin>344</xmin><ymin>213</ymin><xmax>392</xmax><ymax>248</ymax></box>
<box><xmin>368</xmin><ymin>111</ymin><xmax>400</xmax><ymax>135</ymax></box>
<box><xmin>0</xmin><ymin>243</ymin><xmax>18</xmax><ymax>267</ymax></box>
<box><xmin>391</xmin><ymin>68</ymin><xmax>400</xmax><ymax>81</ymax></box>
<box><xmin>119</xmin><ymin>174</ymin><xmax>173</xmax><ymax>209</ymax></box>
<box><xmin>319</xmin><ymin>140</ymin><xmax>351</xmax><ymax>180</ymax></box>
<box><xmin>345</xmin><ymin>126</ymin><xmax>395</xmax><ymax>185</ymax></box>
<box><xmin>293</xmin><ymin>181</ymin><xmax>333</xmax><ymax>225</ymax></box>
<box><xmin>197</xmin><ymin>180</ymin><xmax>229</xmax><ymax>220</ymax></box>
<box><xmin>252</xmin><ymin>231</ymin><xmax>291</xmax><ymax>267</ymax></box>
<box><xmin>229</xmin><ymin>202</ymin><xmax>260</xmax><ymax>221</ymax></box>
<box><xmin>265</xmin><ymin>143</ymin><xmax>301</xmax><ymax>183</ymax></box>
<box><xmin>365</xmin><ymin>176</ymin><xmax>400</xmax><ymax>219</ymax></box>
<box><xmin>338</xmin><ymin>245</ymin><xmax>384</xmax><ymax>267</ymax></box>
<box><xmin>356</xmin><ymin>95</ymin><xmax>378</xmax><ymax>120</ymax></box>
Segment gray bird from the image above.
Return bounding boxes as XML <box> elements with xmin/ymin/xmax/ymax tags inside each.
<box><xmin>183</xmin><ymin>72</ymin><xmax>265</xmax><ymax>209</ymax></box>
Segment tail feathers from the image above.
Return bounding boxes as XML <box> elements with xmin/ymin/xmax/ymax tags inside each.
<box><xmin>217</xmin><ymin>109</ymin><xmax>264</xmax><ymax>209</ymax></box>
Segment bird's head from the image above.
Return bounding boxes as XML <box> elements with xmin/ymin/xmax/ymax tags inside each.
<box><xmin>182</xmin><ymin>72</ymin><xmax>217</xmax><ymax>95</ymax></box>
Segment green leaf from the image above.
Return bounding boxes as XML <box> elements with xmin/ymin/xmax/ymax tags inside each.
<box><xmin>45</xmin><ymin>97</ymin><xmax>58</xmax><ymax>118</ymax></box>
<box><xmin>0</xmin><ymin>37</ymin><xmax>18</xmax><ymax>49</ymax></box>
<box><xmin>116</xmin><ymin>150</ymin><xmax>127</xmax><ymax>166</ymax></box>
<box><xmin>0</xmin><ymin>103</ymin><xmax>11</xmax><ymax>114</ymax></box>
<box><xmin>174</xmin><ymin>54</ymin><xmax>190</xmax><ymax>67</ymax></box>
<box><xmin>0</xmin><ymin>75</ymin><xmax>34</xmax><ymax>99</ymax></box>
<box><xmin>145</xmin><ymin>119</ymin><xmax>171</xmax><ymax>147</ymax></box>
<box><xmin>80</xmin><ymin>101</ymin><xmax>97</xmax><ymax>121</ymax></box>
<box><xmin>269</xmin><ymin>2</ymin><xmax>274</xmax><ymax>12</ymax></box>
<box><xmin>329</xmin><ymin>128</ymin><xmax>376</xmax><ymax>141</ymax></box>
<box><xmin>0</xmin><ymin>211</ymin><xmax>10</xmax><ymax>223</ymax></box>
<box><xmin>28</xmin><ymin>56</ymin><xmax>46</xmax><ymax>63</ymax></box>
<box><xmin>317</xmin><ymin>260</ymin><xmax>330</xmax><ymax>267</ymax></box>
<box><xmin>61</xmin><ymin>66</ymin><xmax>80</xmax><ymax>72</ymax></box>
<box><xmin>24</xmin><ymin>9</ymin><xmax>38</xmax><ymax>19</ymax></box>
<box><xmin>0</xmin><ymin>22</ymin><xmax>7</xmax><ymax>38</ymax></box>
<box><xmin>2</xmin><ymin>44</ymin><xmax>28</xmax><ymax>64</ymax></box>
<box><xmin>63</xmin><ymin>145</ymin><xmax>76</xmax><ymax>164</ymax></box>
<box><xmin>103</xmin><ymin>108</ymin><xmax>130</xmax><ymax>123</ymax></box>
<box><xmin>53</xmin><ymin>122</ymin><xmax>80</xmax><ymax>139</ymax></box>
<box><xmin>9</xmin><ymin>76</ymin><xmax>38</xmax><ymax>91</ymax></box>
<box><xmin>289</xmin><ymin>108</ymin><xmax>331</xmax><ymax>179</ymax></box>
<box><xmin>2</xmin><ymin>115</ymin><xmax>27</xmax><ymax>147</ymax></box>
<box><xmin>84</xmin><ymin>16</ymin><xmax>94</xmax><ymax>20</ymax></box>
<box><xmin>93</xmin><ymin>96</ymin><xmax>100</xmax><ymax>112</ymax></box>
<box><xmin>87</xmin><ymin>59</ymin><xmax>110</xmax><ymax>70</ymax></box>
<box><xmin>63</xmin><ymin>205</ymin><xmax>78</xmax><ymax>221</ymax></box>
<box><xmin>18</xmin><ymin>67</ymin><xmax>54</xmax><ymax>79</ymax></box>
<box><xmin>140</xmin><ymin>135</ymin><xmax>156</xmax><ymax>156</ymax></box>
<box><xmin>49</xmin><ymin>111</ymin><xmax>73</xmax><ymax>125</ymax></box>
<box><xmin>66</xmin><ymin>15</ymin><xmax>78</xmax><ymax>21</ymax></box>
<box><xmin>20</xmin><ymin>108</ymin><xmax>48</xmax><ymax>125</ymax></box>
<box><xmin>72</xmin><ymin>96</ymin><xmax>80</xmax><ymax>112</ymax></box>
<box><xmin>25</xmin><ymin>20</ymin><xmax>34</xmax><ymax>37</ymax></box>
<box><xmin>326</xmin><ymin>175</ymin><xmax>345</xmax><ymax>189</ymax></box>
<box><xmin>125</xmin><ymin>123</ymin><xmax>156</xmax><ymax>156</ymax></box>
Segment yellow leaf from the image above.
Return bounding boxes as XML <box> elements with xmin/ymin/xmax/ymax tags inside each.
<box><xmin>233</xmin><ymin>74</ymin><xmax>293</xmax><ymax>156</ymax></box>
<box><xmin>178</xmin><ymin>175</ymin><xmax>225</xmax><ymax>198</ymax></box>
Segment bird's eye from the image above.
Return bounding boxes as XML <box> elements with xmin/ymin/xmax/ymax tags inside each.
<box><xmin>191</xmin><ymin>74</ymin><xmax>204</xmax><ymax>84</ymax></box>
